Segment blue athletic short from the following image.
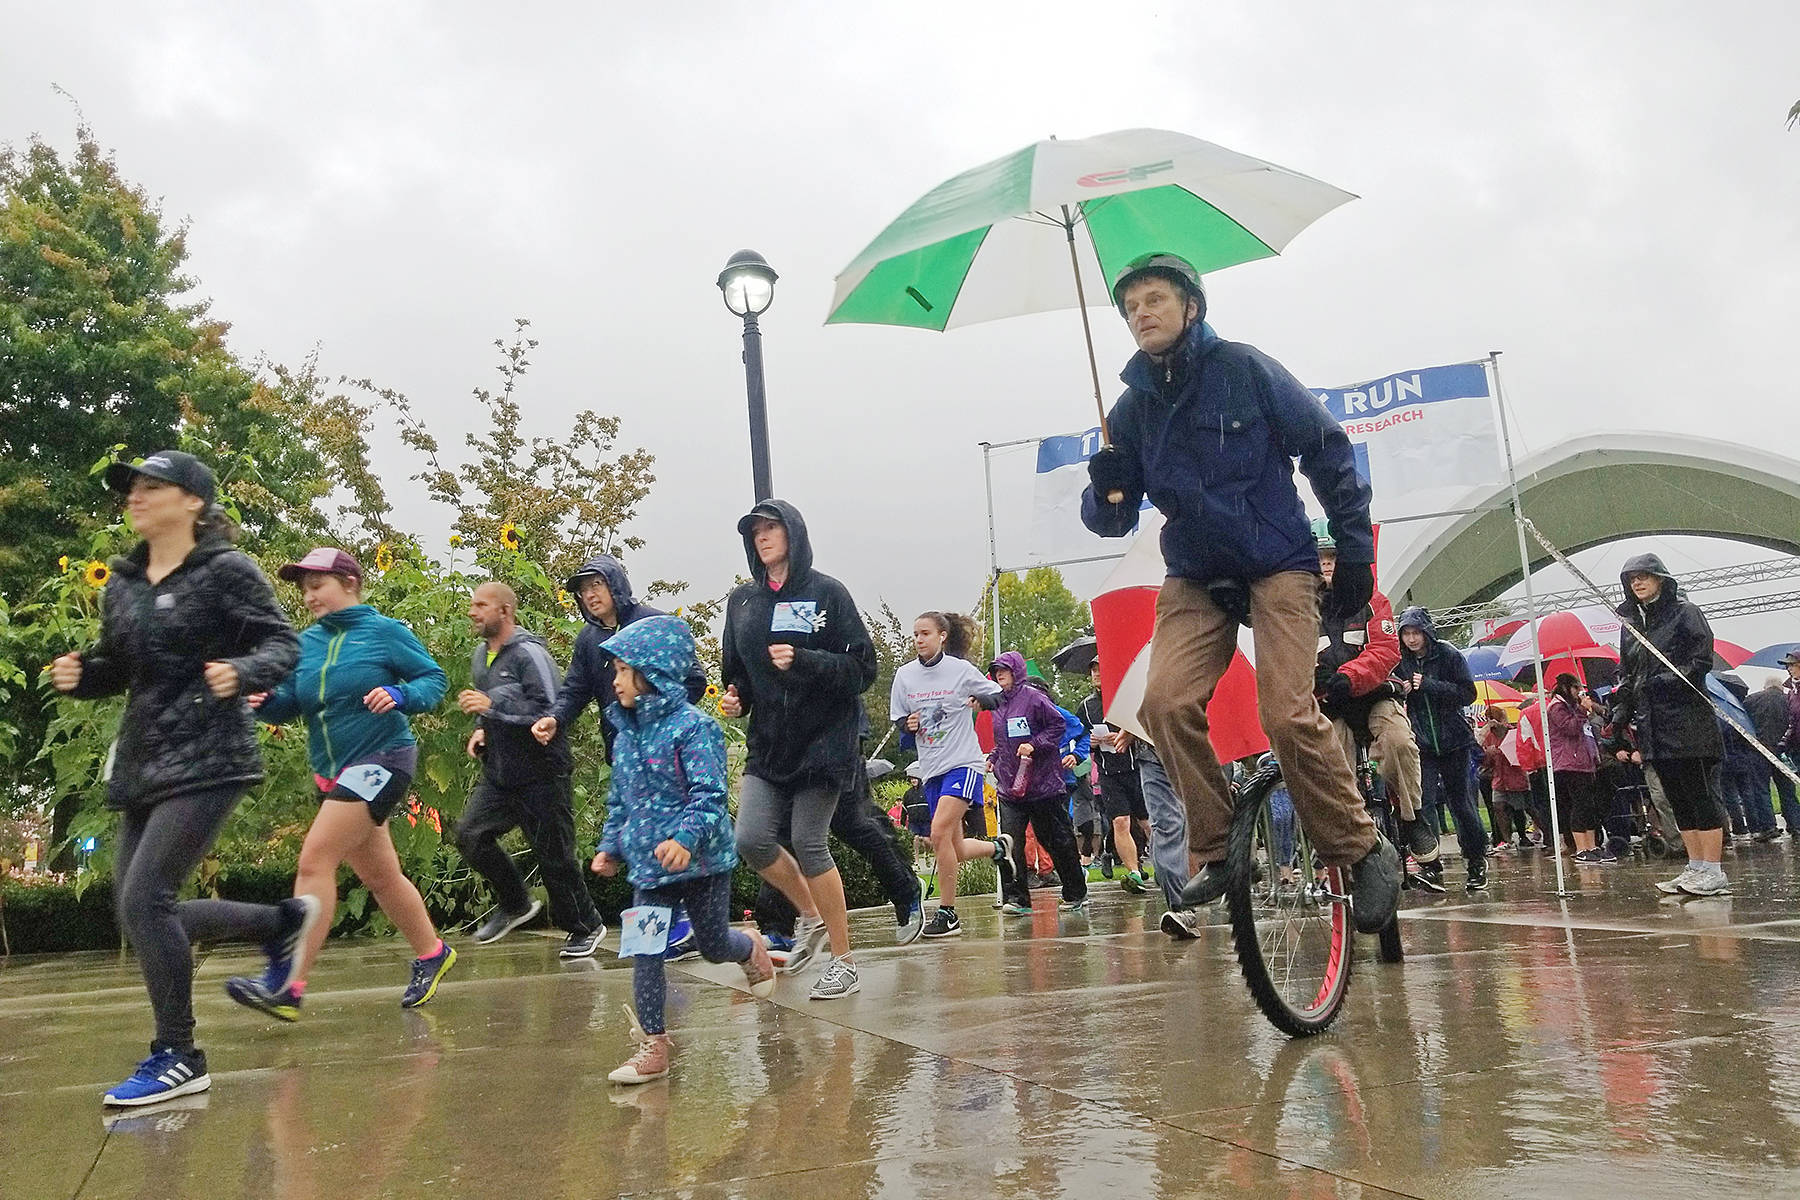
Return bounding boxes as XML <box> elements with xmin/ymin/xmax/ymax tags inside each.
<box><xmin>925</xmin><ymin>767</ymin><xmax>984</xmax><ymax>815</ymax></box>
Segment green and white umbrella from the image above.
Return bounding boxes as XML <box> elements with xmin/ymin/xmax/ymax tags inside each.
<box><xmin>827</xmin><ymin>127</ymin><xmax>1355</xmax><ymax>431</ymax></box>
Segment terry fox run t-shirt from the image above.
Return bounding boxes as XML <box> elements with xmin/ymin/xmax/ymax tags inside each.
<box><xmin>890</xmin><ymin>655</ymin><xmax>1001</xmax><ymax>780</ymax></box>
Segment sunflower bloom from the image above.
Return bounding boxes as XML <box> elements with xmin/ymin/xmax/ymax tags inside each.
<box><xmin>448</xmin><ymin>533</ymin><xmax>463</xmax><ymax>548</ymax></box>
<box><xmin>58</xmin><ymin>555</ymin><xmax>70</xmax><ymax>572</ymax></box>
<box><xmin>83</xmin><ymin>561</ymin><xmax>110</xmax><ymax>588</ymax></box>
<box><xmin>498</xmin><ymin>522</ymin><xmax>520</xmax><ymax>551</ymax></box>
<box><xmin>705</xmin><ymin>684</ymin><xmax>719</xmax><ymax>699</ymax></box>
<box><xmin>373</xmin><ymin>542</ymin><xmax>395</xmax><ymax>573</ymax></box>
<box><xmin>557</xmin><ymin>588</ymin><xmax>573</xmax><ymax>610</ymax></box>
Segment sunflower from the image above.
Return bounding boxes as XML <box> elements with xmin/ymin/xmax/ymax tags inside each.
<box><xmin>556</xmin><ymin>588</ymin><xmax>573</xmax><ymax>610</ymax></box>
<box><xmin>57</xmin><ymin>555</ymin><xmax>70</xmax><ymax>572</ymax></box>
<box><xmin>705</xmin><ymin>684</ymin><xmax>720</xmax><ymax>699</ymax></box>
<box><xmin>448</xmin><ymin>533</ymin><xmax>464</xmax><ymax>548</ymax></box>
<box><xmin>83</xmin><ymin>560</ymin><xmax>110</xmax><ymax>588</ymax></box>
<box><xmin>373</xmin><ymin>542</ymin><xmax>394</xmax><ymax>573</ymax></box>
<box><xmin>498</xmin><ymin>522</ymin><xmax>520</xmax><ymax>552</ymax></box>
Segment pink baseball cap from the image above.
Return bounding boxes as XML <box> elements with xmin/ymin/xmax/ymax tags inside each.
<box><xmin>277</xmin><ymin>547</ymin><xmax>364</xmax><ymax>583</ymax></box>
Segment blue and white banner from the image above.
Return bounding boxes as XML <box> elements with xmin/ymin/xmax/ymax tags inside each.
<box><xmin>1028</xmin><ymin>428</ymin><xmax>1160</xmax><ymax>564</ymax></box>
<box><xmin>1024</xmin><ymin>360</ymin><xmax>1499</xmax><ymax>563</ymax></box>
<box><xmin>1312</xmin><ymin>361</ymin><xmax>1503</xmax><ymax>522</ymax></box>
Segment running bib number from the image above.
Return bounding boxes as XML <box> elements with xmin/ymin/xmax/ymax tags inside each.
<box><xmin>618</xmin><ymin>905</ymin><xmax>673</xmax><ymax>957</ymax></box>
<box><xmin>1006</xmin><ymin>716</ymin><xmax>1031</xmax><ymax>739</ymax></box>
<box><xmin>770</xmin><ymin>601</ymin><xmax>822</xmax><ymax>634</ymax></box>
<box><xmin>335</xmin><ymin>764</ymin><xmax>393</xmax><ymax>803</ymax></box>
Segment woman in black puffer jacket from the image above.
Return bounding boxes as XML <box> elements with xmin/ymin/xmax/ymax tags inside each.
<box><xmin>1608</xmin><ymin>552</ymin><xmax>1727</xmax><ymax>899</ymax></box>
<box><xmin>51</xmin><ymin>451</ymin><xmax>304</xmax><ymax>1109</ymax></box>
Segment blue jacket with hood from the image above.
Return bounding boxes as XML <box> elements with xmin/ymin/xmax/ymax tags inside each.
<box><xmin>258</xmin><ymin>604</ymin><xmax>447</xmax><ymax>781</ymax></box>
<box><xmin>1080</xmin><ymin>320</ymin><xmax>1374</xmax><ymax>583</ymax></box>
<box><xmin>595</xmin><ymin>616</ymin><xmax>736</xmax><ymax>890</ymax></box>
<box><xmin>553</xmin><ymin>554</ymin><xmax>707</xmax><ymax>762</ymax></box>
<box><xmin>1395</xmin><ymin>606</ymin><xmax>1477</xmax><ymax>754</ymax></box>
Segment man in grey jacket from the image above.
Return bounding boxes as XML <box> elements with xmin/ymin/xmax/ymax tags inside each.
<box><xmin>455</xmin><ymin>581</ymin><xmax>605</xmax><ymax>956</ymax></box>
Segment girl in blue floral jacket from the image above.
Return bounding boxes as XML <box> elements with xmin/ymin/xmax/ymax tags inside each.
<box><xmin>590</xmin><ymin>616</ymin><xmax>774</xmax><ymax>1084</ymax></box>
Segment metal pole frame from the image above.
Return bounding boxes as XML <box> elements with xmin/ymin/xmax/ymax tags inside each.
<box><xmin>981</xmin><ymin>442</ymin><xmax>1003</xmax><ymax>659</ymax></box>
<box><xmin>742</xmin><ymin>311</ymin><xmax>773</xmax><ymax>503</ymax></box>
<box><xmin>1489</xmin><ymin>352</ymin><xmax>1568</xmax><ymax>898</ymax></box>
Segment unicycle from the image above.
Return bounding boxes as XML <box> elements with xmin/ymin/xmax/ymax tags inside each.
<box><xmin>1225</xmin><ymin>756</ymin><xmax>1358</xmax><ymax>1037</ymax></box>
<box><xmin>1355</xmin><ymin>752</ymin><xmax>1405</xmax><ymax>965</ymax></box>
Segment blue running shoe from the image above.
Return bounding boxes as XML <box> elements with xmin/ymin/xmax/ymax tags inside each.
<box><xmin>103</xmin><ymin>1047</ymin><xmax>210</xmax><ymax>1107</ymax></box>
<box><xmin>401</xmin><ymin>943</ymin><xmax>457</xmax><ymax>1009</ymax></box>
<box><xmin>664</xmin><ymin>913</ymin><xmax>699</xmax><ymax>962</ymax></box>
<box><xmin>763</xmin><ymin>932</ymin><xmax>795</xmax><ymax>953</ymax></box>
<box><xmin>258</xmin><ymin>895</ymin><xmax>321</xmax><ymax>994</ymax></box>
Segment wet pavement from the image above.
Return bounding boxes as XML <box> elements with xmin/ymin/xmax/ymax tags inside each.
<box><xmin>5</xmin><ymin>842</ymin><xmax>1800</xmax><ymax>1199</ymax></box>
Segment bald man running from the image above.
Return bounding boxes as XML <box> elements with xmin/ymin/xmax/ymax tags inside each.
<box><xmin>455</xmin><ymin>581</ymin><xmax>605</xmax><ymax>955</ymax></box>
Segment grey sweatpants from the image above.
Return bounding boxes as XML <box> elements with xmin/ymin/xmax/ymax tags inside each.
<box><xmin>735</xmin><ymin>775</ymin><xmax>840</xmax><ymax>877</ymax></box>
<box><xmin>115</xmin><ymin>786</ymin><xmax>289</xmax><ymax>1050</ymax></box>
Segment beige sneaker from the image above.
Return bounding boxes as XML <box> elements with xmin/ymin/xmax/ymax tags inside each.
<box><xmin>609</xmin><ymin>1034</ymin><xmax>672</xmax><ymax>1085</ymax></box>
<box><xmin>742</xmin><ymin>937</ymin><xmax>776</xmax><ymax>998</ymax></box>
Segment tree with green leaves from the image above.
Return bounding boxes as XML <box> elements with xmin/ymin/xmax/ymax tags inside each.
<box><xmin>995</xmin><ymin>567</ymin><xmax>1092</xmax><ymax>707</ymax></box>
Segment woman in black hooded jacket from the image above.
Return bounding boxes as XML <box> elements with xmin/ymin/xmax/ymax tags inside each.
<box><xmin>51</xmin><ymin>451</ymin><xmax>304</xmax><ymax>1108</ymax></box>
<box><xmin>1608</xmin><ymin>552</ymin><xmax>1728</xmax><ymax>897</ymax></box>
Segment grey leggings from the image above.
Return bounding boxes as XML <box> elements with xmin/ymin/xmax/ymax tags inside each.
<box><xmin>735</xmin><ymin>775</ymin><xmax>840</xmax><ymax>877</ymax></box>
<box><xmin>115</xmin><ymin>786</ymin><xmax>289</xmax><ymax>1050</ymax></box>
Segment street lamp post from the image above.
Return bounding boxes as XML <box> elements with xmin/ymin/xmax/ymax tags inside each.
<box><xmin>717</xmin><ymin>250</ymin><xmax>779</xmax><ymax>503</ymax></box>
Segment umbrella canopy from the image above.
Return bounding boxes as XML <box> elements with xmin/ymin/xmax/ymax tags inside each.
<box><xmin>1714</xmin><ymin>638</ymin><xmax>1754</xmax><ymax>669</ymax></box>
<box><xmin>1743</xmin><ymin>642</ymin><xmax>1800</xmax><ymax>669</ymax></box>
<box><xmin>1461</xmin><ymin>644</ymin><xmax>1512</xmax><ymax>682</ymax></box>
<box><xmin>1495</xmin><ymin>606</ymin><xmax>1623</xmax><ymax>671</ymax></box>
<box><xmin>1473</xmin><ymin>679</ymin><xmax>1523</xmax><ymax>707</ymax></box>
<box><xmin>828</xmin><ymin>128</ymin><xmax>1354</xmax><ymax>331</ymax></box>
<box><xmin>1050</xmin><ymin>635</ymin><xmax>1098</xmax><ymax>676</ymax></box>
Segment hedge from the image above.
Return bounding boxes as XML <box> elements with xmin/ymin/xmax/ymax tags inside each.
<box><xmin>0</xmin><ymin>804</ymin><xmax>914</xmax><ymax>956</ymax></box>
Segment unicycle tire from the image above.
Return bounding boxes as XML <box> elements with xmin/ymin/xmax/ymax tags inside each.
<box><xmin>1376</xmin><ymin>913</ymin><xmax>1404</xmax><ymax>964</ymax></box>
<box><xmin>1226</xmin><ymin>763</ymin><xmax>1355</xmax><ymax>1037</ymax></box>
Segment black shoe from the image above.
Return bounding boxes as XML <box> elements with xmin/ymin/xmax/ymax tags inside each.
<box><xmin>473</xmin><ymin>899</ymin><xmax>543</xmax><ymax>945</ymax></box>
<box><xmin>1039</xmin><ymin>870</ymin><xmax>1061</xmax><ymax>889</ymax></box>
<box><xmin>1349</xmin><ymin>838</ymin><xmax>1401</xmax><ymax>933</ymax></box>
<box><xmin>1403</xmin><ymin>818</ymin><xmax>1439</xmax><ymax>860</ymax></box>
<box><xmin>921</xmin><ymin>907</ymin><xmax>962</xmax><ymax>938</ymax></box>
<box><xmin>1466</xmin><ymin>864</ymin><xmax>1488</xmax><ymax>893</ymax></box>
<box><xmin>1413</xmin><ymin>858</ymin><xmax>1447</xmax><ymax>894</ymax></box>
<box><xmin>1099</xmin><ymin>854</ymin><xmax>1116</xmax><ymax>879</ymax></box>
<box><xmin>1754</xmin><ymin>828</ymin><xmax>1782</xmax><ymax>844</ymax></box>
<box><xmin>560</xmin><ymin>925</ymin><xmax>605</xmax><ymax>960</ymax></box>
<box><xmin>1179</xmin><ymin>862</ymin><xmax>1230</xmax><ymax>907</ymax></box>
<box><xmin>991</xmin><ymin>835</ymin><xmax>1017</xmax><ymax>897</ymax></box>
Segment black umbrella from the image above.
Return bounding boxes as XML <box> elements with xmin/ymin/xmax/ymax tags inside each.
<box><xmin>1051</xmin><ymin>636</ymin><xmax>1098</xmax><ymax>675</ymax></box>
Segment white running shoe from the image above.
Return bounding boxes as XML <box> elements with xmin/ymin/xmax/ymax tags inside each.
<box><xmin>781</xmin><ymin>915</ymin><xmax>830</xmax><ymax>976</ymax></box>
<box><xmin>1678</xmin><ymin>867</ymin><xmax>1731</xmax><ymax>897</ymax></box>
<box><xmin>807</xmin><ymin>956</ymin><xmax>860</xmax><ymax>1000</ymax></box>
<box><xmin>1655</xmin><ymin>867</ymin><xmax>1698</xmax><ymax>895</ymax></box>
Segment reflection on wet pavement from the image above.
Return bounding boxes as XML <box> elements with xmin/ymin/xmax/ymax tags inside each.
<box><xmin>5</xmin><ymin>845</ymin><xmax>1800</xmax><ymax>1197</ymax></box>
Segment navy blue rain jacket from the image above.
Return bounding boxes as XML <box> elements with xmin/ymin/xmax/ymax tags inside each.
<box><xmin>1080</xmin><ymin>321</ymin><xmax>1374</xmax><ymax>583</ymax></box>
<box><xmin>1395</xmin><ymin>606</ymin><xmax>1477</xmax><ymax>754</ymax></box>
<box><xmin>553</xmin><ymin>554</ymin><xmax>707</xmax><ymax>763</ymax></box>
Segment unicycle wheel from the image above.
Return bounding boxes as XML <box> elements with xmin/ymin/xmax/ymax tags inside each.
<box><xmin>1226</xmin><ymin>763</ymin><xmax>1355</xmax><ymax>1037</ymax></box>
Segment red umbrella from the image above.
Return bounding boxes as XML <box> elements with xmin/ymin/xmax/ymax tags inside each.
<box><xmin>1496</xmin><ymin>606</ymin><xmax>1622</xmax><ymax>672</ymax></box>
<box><xmin>1714</xmin><ymin>638</ymin><xmax>1753</xmax><ymax>669</ymax></box>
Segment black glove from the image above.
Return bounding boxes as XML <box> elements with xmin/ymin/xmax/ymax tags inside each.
<box><xmin>1325</xmin><ymin>560</ymin><xmax>1375</xmax><ymax>621</ymax></box>
<box><xmin>1087</xmin><ymin>447</ymin><xmax>1138</xmax><ymax>503</ymax></box>
<box><xmin>1320</xmin><ymin>671</ymin><xmax>1355</xmax><ymax>706</ymax></box>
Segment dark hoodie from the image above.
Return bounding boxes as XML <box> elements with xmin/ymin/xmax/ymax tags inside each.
<box><xmin>471</xmin><ymin>628</ymin><xmax>571</xmax><ymax>787</ymax></box>
<box><xmin>553</xmin><ymin>554</ymin><xmax>706</xmax><ymax>762</ymax></box>
<box><xmin>1395</xmin><ymin>606</ymin><xmax>1476</xmax><ymax>754</ymax></box>
<box><xmin>1611</xmin><ymin>553</ymin><xmax>1723</xmax><ymax>762</ymax></box>
<box><xmin>722</xmin><ymin>500</ymin><xmax>877</xmax><ymax>789</ymax></box>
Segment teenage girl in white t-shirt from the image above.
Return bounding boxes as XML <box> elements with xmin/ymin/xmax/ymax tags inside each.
<box><xmin>890</xmin><ymin>612</ymin><xmax>1017</xmax><ymax>938</ymax></box>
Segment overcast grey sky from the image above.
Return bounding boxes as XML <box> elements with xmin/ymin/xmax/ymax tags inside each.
<box><xmin>7</xmin><ymin>2</ymin><xmax>1798</xmax><ymax>645</ymax></box>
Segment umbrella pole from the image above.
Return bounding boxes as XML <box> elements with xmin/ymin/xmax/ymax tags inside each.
<box><xmin>1060</xmin><ymin>206</ymin><xmax>1110</xmax><ymax>446</ymax></box>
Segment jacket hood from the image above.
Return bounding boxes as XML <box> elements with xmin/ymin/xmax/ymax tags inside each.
<box><xmin>738</xmin><ymin>498</ymin><xmax>813</xmax><ymax>590</ymax></box>
<box><xmin>600</xmin><ymin>616</ymin><xmax>697</xmax><ymax>723</ymax></box>
<box><xmin>1397</xmin><ymin>605</ymin><xmax>1439</xmax><ymax>645</ymax></box>
<box><xmin>1619</xmin><ymin>553</ymin><xmax>1682</xmax><ymax>605</ymax></box>
<box><xmin>1120</xmin><ymin>320</ymin><xmax>1220</xmax><ymax>394</ymax></box>
<box><xmin>565</xmin><ymin>554</ymin><xmax>636</xmax><ymax>629</ymax></box>
<box><xmin>989</xmin><ymin>650</ymin><xmax>1029</xmax><ymax>692</ymax></box>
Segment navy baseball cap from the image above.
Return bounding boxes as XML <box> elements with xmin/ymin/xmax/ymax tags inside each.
<box><xmin>103</xmin><ymin>450</ymin><xmax>217</xmax><ymax>506</ymax></box>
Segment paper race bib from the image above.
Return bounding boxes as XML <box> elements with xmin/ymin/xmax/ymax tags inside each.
<box><xmin>335</xmin><ymin>763</ymin><xmax>393</xmax><ymax>803</ymax></box>
<box><xmin>1006</xmin><ymin>716</ymin><xmax>1031</xmax><ymax>739</ymax></box>
<box><xmin>618</xmin><ymin>905</ymin><xmax>673</xmax><ymax>957</ymax></box>
<box><xmin>770</xmin><ymin>601</ymin><xmax>822</xmax><ymax>634</ymax></box>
